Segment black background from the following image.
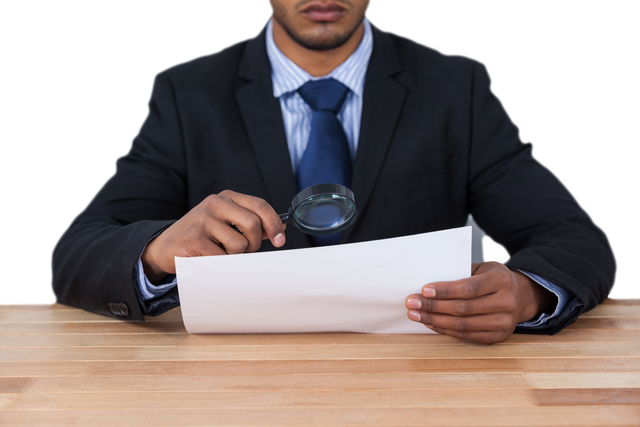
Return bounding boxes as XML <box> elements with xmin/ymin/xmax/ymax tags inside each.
<box><xmin>32</xmin><ymin>2</ymin><xmax>628</xmax><ymax>299</ymax></box>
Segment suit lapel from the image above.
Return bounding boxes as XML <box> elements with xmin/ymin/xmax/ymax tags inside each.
<box><xmin>341</xmin><ymin>26</ymin><xmax>407</xmax><ymax>243</ymax></box>
<box><xmin>236</xmin><ymin>29</ymin><xmax>310</xmax><ymax>249</ymax></box>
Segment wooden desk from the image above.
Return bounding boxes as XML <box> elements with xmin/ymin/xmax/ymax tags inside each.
<box><xmin>1</xmin><ymin>300</ymin><xmax>639</xmax><ymax>426</ymax></box>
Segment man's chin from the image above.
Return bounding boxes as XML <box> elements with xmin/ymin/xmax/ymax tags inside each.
<box><xmin>295</xmin><ymin>36</ymin><xmax>351</xmax><ymax>51</ymax></box>
<box><xmin>285</xmin><ymin>25</ymin><xmax>360</xmax><ymax>51</ymax></box>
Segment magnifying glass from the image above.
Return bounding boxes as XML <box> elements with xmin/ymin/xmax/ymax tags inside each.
<box><xmin>278</xmin><ymin>183</ymin><xmax>358</xmax><ymax>236</ymax></box>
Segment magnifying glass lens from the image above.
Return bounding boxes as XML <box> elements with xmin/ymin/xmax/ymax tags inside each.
<box><xmin>293</xmin><ymin>194</ymin><xmax>357</xmax><ymax>236</ymax></box>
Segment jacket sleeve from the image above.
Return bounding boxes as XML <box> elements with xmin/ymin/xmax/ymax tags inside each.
<box><xmin>466</xmin><ymin>63</ymin><xmax>616</xmax><ymax>334</ymax></box>
<box><xmin>52</xmin><ymin>72</ymin><xmax>187</xmax><ymax>321</ymax></box>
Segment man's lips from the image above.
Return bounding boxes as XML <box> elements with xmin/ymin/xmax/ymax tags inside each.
<box><xmin>299</xmin><ymin>1</ymin><xmax>348</xmax><ymax>22</ymax></box>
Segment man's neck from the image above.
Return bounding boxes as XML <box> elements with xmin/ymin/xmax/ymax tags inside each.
<box><xmin>271</xmin><ymin>19</ymin><xmax>364</xmax><ymax>77</ymax></box>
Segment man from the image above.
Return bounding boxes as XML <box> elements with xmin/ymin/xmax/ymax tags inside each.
<box><xmin>53</xmin><ymin>0</ymin><xmax>615</xmax><ymax>343</ymax></box>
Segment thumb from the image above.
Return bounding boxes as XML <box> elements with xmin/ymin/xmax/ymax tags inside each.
<box><xmin>471</xmin><ymin>262</ymin><xmax>484</xmax><ymax>276</ymax></box>
<box><xmin>262</xmin><ymin>224</ymin><xmax>287</xmax><ymax>248</ymax></box>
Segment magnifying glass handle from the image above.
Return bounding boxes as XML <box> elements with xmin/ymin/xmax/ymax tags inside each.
<box><xmin>278</xmin><ymin>209</ymin><xmax>292</xmax><ymax>224</ymax></box>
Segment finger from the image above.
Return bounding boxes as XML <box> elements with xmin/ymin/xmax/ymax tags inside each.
<box><xmin>198</xmin><ymin>192</ymin><xmax>281</xmax><ymax>254</ymax></box>
<box><xmin>405</xmin><ymin>293</ymin><xmax>517</xmax><ymax>316</ymax></box>
<box><xmin>262</xmin><ymin>223</ymin><xmax>286</xmax><ymax>240</ymax></box>
<box><xmin>406</xmin><ymin>310</ymin><xmax>514</xmax><ymax>333</ymax></box>
<box><xmin>220</xmin><ymin>190</ymin><xmax>285</xmax><ymax>252</ymax></box>
<box><xmin>422</xmin><ymin>275</ymin><xmax>500</xmax><ymax>300</ymax></box>
<box><xmin>209</xmin><ymin>192</ymin><xmax>268</xmax><ymax>252</ymax></box>
<box><xmin>422</xmin><ymin>263</ymin><xmax>511</xmax><ymax>299</ymax></box>
<box><xmin>428</xmin><ymin>326</ymin><xmax>511</xmax><ymax>344</ymax></box>
<box><xmin>202</xmin><ymin>217</ymin><xmax>251</xmax><ymax>255</ymax></box>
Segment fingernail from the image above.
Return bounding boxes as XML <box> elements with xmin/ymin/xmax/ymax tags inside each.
<box><xmin>274</xmin><ymin>233</ymin><xmax>285</xmax><ymax>247</ymax></box>
<box><xmin>406</xmin><ymin>297</ymin><xmax>421</xmax><ymax>309</ymax></box>
<box><xmin>423</xmin><ymin>287</ymin><xmax>436</xmax><ymax>298</ymax></box>
<box><xmin>408</xmin><ymin>310</ymin><xmax>421</xmax><ymax>322</ymax></box>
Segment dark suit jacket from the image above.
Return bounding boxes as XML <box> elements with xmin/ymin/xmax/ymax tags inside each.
<box><xmin>52</xmin><ymin>25</ymin><xmax>615</xmax><ymax>334</ymax></box>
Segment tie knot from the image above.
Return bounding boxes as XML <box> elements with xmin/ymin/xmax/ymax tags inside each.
<box><xmin>298</xmin><ymin>78</ymin><xmax>349</xmax><ymax>114</ymax></box>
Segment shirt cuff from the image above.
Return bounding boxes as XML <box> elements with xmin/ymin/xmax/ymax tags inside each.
<box><xmin>516</xmin><ymin>269</ymin><xmax>569</xmax><ymax>328</ymax></box>
<box><xmin>135</xmin><ymin>241</ymin><xmax>177</xmax><ymax>301</ymax></box>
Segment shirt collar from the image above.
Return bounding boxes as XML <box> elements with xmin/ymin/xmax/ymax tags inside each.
<box><xmin>266</xmin><ymin>18</ymin><xmax>373</xmax><ymax>98</ymax></box>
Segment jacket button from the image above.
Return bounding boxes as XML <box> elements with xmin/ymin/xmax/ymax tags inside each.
<box><xmin>109</xmin><ymin>303</ymin><xmax>129</xmax><ymax>316</ymax></box>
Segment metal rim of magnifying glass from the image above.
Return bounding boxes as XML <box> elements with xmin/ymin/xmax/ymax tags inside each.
<box><xmin>284</xmin><ymin>183</ymin><xmax>358</xmax><ymax>235</ymax></box>
<box><xmin>292</xmin><ymin>183</ymin><xmax>355</xmax><ymax>210</ymax></box>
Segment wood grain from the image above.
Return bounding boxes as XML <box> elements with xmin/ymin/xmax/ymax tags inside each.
<box><xmin>533</xmin><ymin>388</ymin><xmax>640</xmax><ymax>405</ymax></box>
<box><xmin>3</xmin><ymin>330</ymin><xmax>640</xmax><ymax>347</ymax></box>
<box><xmin>3</xmin><ymin>372</ymin><xmax>640</xmax><ymax>393</ymax></box>
<box><xmin>3</xmin><ymin>342</ymin><xmax>640</xmax><ymax>362</ymax></box>
<box><xmin>1</xmin><ymin>406</ymin><xmax>639</xmax><ymax>426</ymax></box>
<box><xmin>2</xmin><ymin>316</ymin><xmax>639</xmax><ymax>336</ymax></box>
<box><xmin>2</xmin><ymin>358</ymin><xmax>639</xmax><ymax>377</ymax></box>
<box><xmin>1</xmin><ymin>301</ymin><xmax>639</xmax><ymax>426</ymax></box>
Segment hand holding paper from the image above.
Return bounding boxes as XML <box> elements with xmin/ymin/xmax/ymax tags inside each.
<box><xmin>176</xmin><ymin>226</ymin><xmax>471</xmax><ymax>334</ymax></box>
<box><xmin>406</xmin><ymin>262</ymin><xmax>558</xmax><ymax>343</ymax></box>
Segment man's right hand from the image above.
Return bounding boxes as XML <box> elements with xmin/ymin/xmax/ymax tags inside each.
<box><xmin>141</xmin><ymin>190</ymin><xmax>286</xmax><ymax>284</ymax></box>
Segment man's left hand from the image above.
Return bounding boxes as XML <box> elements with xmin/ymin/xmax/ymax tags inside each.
<box><xmin>405</xmin><ymin>262</ymin><xmax>557</xmax><ymax>343</ymax></box>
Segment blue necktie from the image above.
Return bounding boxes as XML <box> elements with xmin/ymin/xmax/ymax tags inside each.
<box><xmin>297</xmin><ymin>78</ymin><xmax>352</xmax><ymax>246</ymax></box>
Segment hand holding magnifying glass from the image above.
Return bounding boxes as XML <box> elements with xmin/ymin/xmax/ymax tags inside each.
<box><xmin>141</xmin><ymin>184</ymin><xmax>357</xmax><ymax>284</ymax></box>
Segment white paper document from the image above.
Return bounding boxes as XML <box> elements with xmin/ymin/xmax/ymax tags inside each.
<box><xmin>176</xmin><ymin>226</ymin><xmax>471</xmax><ymax>334</ymax></box>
